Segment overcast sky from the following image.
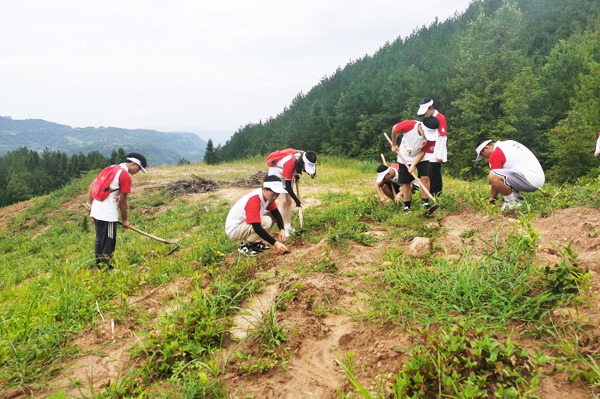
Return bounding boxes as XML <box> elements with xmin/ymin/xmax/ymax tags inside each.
<box><xmin>1</xmin><ymin>0</ymin><xmax>472</xmax><ymax>145</ymax></box>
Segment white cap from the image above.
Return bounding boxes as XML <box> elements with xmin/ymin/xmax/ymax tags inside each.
<box><xmin>417</xmin><ymin>99</ymin><xmax>434</xmax><ymax>116</ymax></box>
<box><xmin>126</xmin><ymin>157</ymin><xmax>147</xmax><ymax>173</ymax></box>
<box><xmin>302</xmin><ymin>153</ymin><xmax>316</xmax><ymax>175</ymax></box>
<box><xmin>263</xmin><ymin>179</ymin><xmax>288</xmax><ymax>194</ymax></box>
<box><xmin>475</xmin><ymin>139</ymin><xmax>493</xmax><ymax>162</ymax></box>
<box><xmin>376</xmin><ymin>167</ymin><xmax>391</xmax><ymax>183</ymax></box>
<box><xmin>420</xmin><ymin>122</ymin><xmax>438</xmax><ymax>141</ymax></box>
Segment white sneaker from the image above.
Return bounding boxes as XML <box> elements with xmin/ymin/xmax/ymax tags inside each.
<box><xmin>284</xmin><ymin>225</ymin><xmax>296</xmax><ymax>237</ymax></box>
<box><xmin>500</xmin><ymin>194</ymin><xmax>521</xmax><ymax>211</ymax></box>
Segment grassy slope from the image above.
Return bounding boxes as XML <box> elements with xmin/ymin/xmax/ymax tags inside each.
<box><xmin>0</xmin><ymin>157</ymin><xmax>599</xmax><ymax>397</ymax></box>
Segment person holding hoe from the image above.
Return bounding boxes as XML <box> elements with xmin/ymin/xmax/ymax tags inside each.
<box><xmin>266</xmin><ymin>148</ymin><xmax>317</xmax><ymax>237</ymax></box>
<box><xmin>225</xmin><ymin>175</ymin><xmax>290</xmax><ymax>257</ymax></box>
<box><xmin>85</xmin><ymin>152</ymin><xmax>148</xmax><ymax>268</ymax></box>
<box><xmin>389</xmin><ymin>116</ymin><xmax>440</xmax><ymax>213</ymax></box>
<box><xmin>475</xmin><ymin>138</ymin><xmax>545</xmax><ymax>211</ymax></box>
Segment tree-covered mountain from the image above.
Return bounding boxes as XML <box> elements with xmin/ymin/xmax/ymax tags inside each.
<box><xmin>0</xmin><ymin>116</ymin><xmax>207</xmax><ymax>165</ymax></box>
<box><xmin>215</xmin><ymin>0</ymin><xmax>600</xmax><ymax>182</ymax></box>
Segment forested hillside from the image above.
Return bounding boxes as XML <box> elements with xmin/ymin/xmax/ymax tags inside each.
<box><xmin>0</xmin><ymin>147</ymin><xmax>127</xmax><ymax>206</ymax></box>
<box><xmin>215</xmin><ymin>0</ymin><xmax>600</xmax><ymax>182</ymax></box>
<box><xmin>0</xmin><ymin>116</ymin><xmax>207</xmax><ymax>165</ymax></box>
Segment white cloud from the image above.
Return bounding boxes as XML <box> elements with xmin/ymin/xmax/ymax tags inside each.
<box><xmin>0</xmin><ymin>0</ymin><xmax>472</xmax><ymax>144</ymax></box>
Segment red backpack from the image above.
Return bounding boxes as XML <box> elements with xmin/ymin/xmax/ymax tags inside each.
<box><xmin>266</xmin><ymin>148</ymin><xmax>300</xmax><ymax>167</ymax></box>
<box><xmin>91</xmin><ymin>165</ymin><xmax>123</xmax><ymax>201</ymax></box>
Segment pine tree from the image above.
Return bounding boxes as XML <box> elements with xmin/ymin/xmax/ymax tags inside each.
<box><xmin>204</xmin><ymin>139</ymin><xmax>217</xmax><ymax>164</ymax></box>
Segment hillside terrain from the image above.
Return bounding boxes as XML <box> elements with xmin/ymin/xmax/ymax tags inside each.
<box><xmin>1</xmin><ymin>158</ymin><xmax>599</xmax><ymax>398</ymax></box>
<box><xmin>0</xmin><ymin>116</ymin><xmax>207</xmax><ymax>165</ymax></box>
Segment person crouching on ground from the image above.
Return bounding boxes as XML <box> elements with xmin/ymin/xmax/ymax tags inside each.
<box><xmin>266</xmin><ymin>149</ymin><xmax>317</xmax><ymax>237</ymax></box>
<box><xmin>85</xmin><ymin>152</ymin><xmax>148</xmax><ymax>268</ymax></box>
<box><xmin>475</xmin><ymin>138</ymin><xmax>545</xmax><ymax>211</ymax></box>
<box><xmin>375</xmin><ymin>163</ymin><xmax>402</xmax><ymax>205</ymax></box>
<box><xmin>390</xmin><ymin>116</ymin><xmax>439</xmax><ymax>213</ymax></box>
<box><xmin>225</xmin><ymin>175</ymin><xmax>291</xmax><ymax>257</ymax></box>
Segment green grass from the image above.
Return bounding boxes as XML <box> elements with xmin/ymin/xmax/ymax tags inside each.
<box><xmin>1</xmin><ymin>157</ymin><xmax>599</xmax><ymax>397</ymax></box>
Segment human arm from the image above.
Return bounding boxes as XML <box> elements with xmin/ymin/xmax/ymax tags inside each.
<box><xmin>408</xmin><ymin>151</ymin><xmax>425</xmax><ymax>174</ymax></box>
<box><xmin>434</xmin><ymin>135</ymin><xmax>447</xmax><ymax>162</ymax></box>
<box><xmin>284</xmin><ymin>179</ymin><xmax>301</xmax><ymax>207</ymax></box>
<box><xmin>85</xmin><ymin>183</ymin><xmax>93</xmax><ymax>211</ymax></box>
<box><xmin>119</xmin><ymin>193</ymin><xmax>129</xmax><ymax>228</ymax></box>
<box><xmin>375</xmin><ymin>182</ymin><xmax>387</xmax><ymax>205</ymax></box>
<box><xmin>269</xmin><ymin>208</ymin><xmax>287</xmax><ymax>243</ymax></box>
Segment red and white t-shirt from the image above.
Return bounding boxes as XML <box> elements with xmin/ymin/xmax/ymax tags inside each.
<box><xmin>431</xmin><ymin>110</ymin><xmax>448</xmax><ymax>162</ymax></box>
<box><xmin>225</xmin><ymin>188</ymin><xmax>278</xmax><ymax>238</ymax></box>
<box><xmin>90</xmin><ymin>164</ymin><xmax>132</xmax><ymax>222</ymax></box>
<box><xmin>488</xmin><ymin>140</ymin><xmax>545</xmax><ymax>187</ymax></box>
<box><xmin>392</xmin><ymin>120</ymin><xmax>434</xmax><ymax>164</ymax></box>
<box><xmin>267</xmin><ymin>152</ymin><xmax>303</xmax><ymax>180</ymax></box>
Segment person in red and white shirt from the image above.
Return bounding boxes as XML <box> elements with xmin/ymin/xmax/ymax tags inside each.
<box><xmin>267</xmin><ymin>150</ymin><xmax>317</xmax><ymax>237</ymax></box>
<box><xmin>225</xmin><ymin>175</ymin><xmax>290</xmax><ymax>256</ymax></box>
<box><xmin>594</xmin><ymin>131</ymin><xmax>600</xmax><ymax>157</ymax></box>
<box><xmin>417</xmin><ymin>98</ymin><xmax>448</xmax><ymax>196</ymax></box>
<box><xmin>85</xmin><ymin>152</ymin><xmax>147</xmax><ymax>268</ymax></box>
<box><xmin>375</xmin><ymin>163</ymin><xmax>402</xmax><ymax>205</ymax></box>
<box><xmin>390</xmin><ymin>116</ymin><xmax>439</xmax><ymax>213</ymax></box>
<box><xmin>475</xmin><ymin>138</ymin><xmax>545</xmax><ymax>210</ymax></box>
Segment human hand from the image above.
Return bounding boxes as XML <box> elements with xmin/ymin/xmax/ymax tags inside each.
<box><xmin>278</xmin><ymin>230</ymin><xmax>287</xmax><ymax>243</ymax></box>
<box><xmin>408</xmin><ymin>165</ymin><xmax>415</xmax><ymax>174</ymax></box>
<box><xmin>379</xmin><ymin>197</ymin><xmax>387</xmax><ymax>205</ymax></box>
<box><xmin>274</xmin><ymin>241</ymin><xmax>290</xmax><ymax>254</ymax></box>
<box><xmin>488</xmin><ymin>197</ymin><xmax>497</xmax><ymax>204</ymax></box>
<box><xmin>83</xmin><ymin>202</ymin><xmax>92</xmax><ymax>211</ymax></box>
<box><xmin>391</xmin><ymin>145</ymin><xmax>398</xmax><ymax>153</ymax></box>
<box><xmin>122</xmin><ymin>219</ymin><xmax>130</xmax><ymax>229</ymax></box>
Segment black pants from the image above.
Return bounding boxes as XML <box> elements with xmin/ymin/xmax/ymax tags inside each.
<box><xmin>94</xmin><ymin>219</ymin><xmax>117</xmax><ymax>266</ymax></box>
<box><xmin>429</xmin><ymin>162</ymin><xmax>443</xmax><ymax>196</ymax></box>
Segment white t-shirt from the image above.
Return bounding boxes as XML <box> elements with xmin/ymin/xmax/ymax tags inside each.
<box><xmin>489</xmin><ymin>140</ymin><xmax>545</xmax><ymax>187</ymax></box>
<box><xmin>224</xmin><ymin>188</ymin><xmax>277</xmax><ymax>238</ymax></box>
<box><xmin>90</xmin><ymin>164</ymin><xmax>131</xmax><ymax>222</ymax></box>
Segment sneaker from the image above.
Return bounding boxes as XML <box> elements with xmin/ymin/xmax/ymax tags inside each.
<box><xmin>251</xmin><ymin>242</ymin><xmax>271</xmax><ymax>253</ymax></box>
<box><xmin>422</xmin><ymin>202</ymin><xmax>431</xmax><ymax>211</ymax></box>
<box><xmin>403</xmin><ymin>206</ymin><xmax>411</xmax><ymax>214</ymax></box>
<box><xmin>284</xmin><ymin>225</ymin><xmax>296</xmax><ymax>237</ymax></box>
<box><xmin>500</xmin><ymin>195</ymin><xmax>521</xmax><ymax>211</ymax></box>
<box><xmin>238</xmin><ymin>243</ymin><xmax>259</xmax><ymax>257</ymax></box>
<box><xmin>513</xmin><ymin>191</ymin><xmax>525</xmax><ymax>202</ymax></box>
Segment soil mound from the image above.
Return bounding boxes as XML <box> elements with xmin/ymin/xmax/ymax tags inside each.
<box><xmin>231</xmin><ymin>171</ymin><xmax>267</xmax><ymax>187</ymax></box>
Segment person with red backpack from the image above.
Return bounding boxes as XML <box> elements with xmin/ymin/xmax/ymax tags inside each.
<box><xmin>85</xmin><ymin>152</ymin><xmax>147</xmax><ymax>268</ymax></box>
<box><xmin>266</xmin><ymin>148</ymin><xmax>317</xmax><ymax>237</ymax></box>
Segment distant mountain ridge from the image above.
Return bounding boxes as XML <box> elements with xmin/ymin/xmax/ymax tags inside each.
<box><xmin>0</xmin><ymin>116</ymin><xmax>206</xmax><ymax>165</ymax></box>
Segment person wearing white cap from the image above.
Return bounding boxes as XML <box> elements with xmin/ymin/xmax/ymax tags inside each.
<box><xmin>225</xmin><ymin>175</ymin><xmax>290</xmax><ymax>256</ymax></box>
<box><xmin>266</xmin><ymin>149</ymin><xmax>317</xmax><ymax>237</ymax></box>
<box><xmin>85</xmin><ymin>152</ymin><xmax>148</xmax><ymax>268</ymax></box>
<box><xmin>475</xmin><ymin>138</ymin><xmax>545</xmax><ymax>211</ymax></box>
<box><xmin>417</xmin><ymin>98</ymin><xmax>448</xmax><ymax>196</ymax></box>
<box><xmin>390</xmin><ymin>117</ymin><xmax>439</xmax><ymax>213</ymax></box>
<box><xmin>375</xmin><ymin>163</ymin><xmax>402</xmax><ymax>205</ymax></box>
